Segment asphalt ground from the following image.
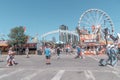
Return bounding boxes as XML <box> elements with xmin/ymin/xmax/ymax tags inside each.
<box><xmin>0</xmin><ymin>53</ymin><xmax>120</xmax><ymax>80</ymax></box>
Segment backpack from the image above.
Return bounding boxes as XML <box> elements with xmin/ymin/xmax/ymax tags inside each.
<box><xmin>110</xmin><ymin>47</ymin><xmax>117</xmax><ymax>56</ymax></box>
<box><xmin>99</xmin><ymin>59</ymin><xmax>107</xmax><ymax>66</ymax></box>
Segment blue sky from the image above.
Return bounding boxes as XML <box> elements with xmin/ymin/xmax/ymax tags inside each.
<box><xmin>0</xmin><ymin>0</ymin><xmax>120</xmax><ymax>40</ymax></box>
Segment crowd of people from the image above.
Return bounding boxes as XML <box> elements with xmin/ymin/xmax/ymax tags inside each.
<box><xmin>39</xmin><ymin>43</ymin><xmax>120</xmax><ymax>66</ymax></box>
<box><xmin>0</xmin><ymin>42</ymin><xmax>119</xmax><ymax>67</ymax></box>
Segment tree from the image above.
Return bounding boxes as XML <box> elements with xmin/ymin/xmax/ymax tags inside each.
<box><xmin>8</xmin><ymin>26</ymin><xmax>28</xmax><ymax>47</ymax></box>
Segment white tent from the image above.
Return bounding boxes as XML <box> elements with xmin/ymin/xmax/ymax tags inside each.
<box><xmin>56</xmin><ymin>41</ymin><xmax>64</xmax><ymax>44</ymax></box>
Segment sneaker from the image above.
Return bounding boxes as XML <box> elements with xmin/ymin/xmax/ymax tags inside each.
<box><xmin>14</xmin><ymin>63</ymin><xmax>18</xmax><ymax>65</ymax></box>
<box><xmin>46</xmin><ymin>63</ymin><xmax>51</xmax><ymax>65</ymax></box>
<box><xmin>112</xmin><ymin>63</ymin><xmax>117</xmax><ymax>67</ymax></box>
<box><xmin>6</xmin><ymin>65</ymin><xmax>10</xmax><ymax>67</ymax></box>
<box><xmin>48</xmin><ymin>63</ymin><xmax>51</xmax><ymax>65</ymax></box>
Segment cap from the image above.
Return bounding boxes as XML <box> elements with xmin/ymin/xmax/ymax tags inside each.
<box><xmin>110</xmin><ymin>44</ymin><xmax>114</xmax><ymax>48</ymax></box>
<box><xmin>107</xmin><ymin>44</ymin><xmax>111</xmax><ymax>48</ymax></box>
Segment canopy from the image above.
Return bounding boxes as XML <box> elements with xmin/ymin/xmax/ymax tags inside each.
<box><xmin>0</xmin><ymin>40</ymin><xmax>8</xmax><ymax>47</ymax></box>
<box><xmin>0</xmin><ymin>43</ymin><xmax>8</xmax><ymax>47</ymax></box>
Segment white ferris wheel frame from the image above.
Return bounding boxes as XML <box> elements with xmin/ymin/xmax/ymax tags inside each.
<box><xmin>78</xmin><ymin>9</ymin><xmax>114</xmax><ymax>34</ymax></box>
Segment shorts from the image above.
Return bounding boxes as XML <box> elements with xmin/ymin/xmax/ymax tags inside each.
<box><xmin>6</xmin><ymin>55</ymin><xmax>13</xmax><ymax>61</ymax></box>
<box><xmin>46</xmin><ymin>55</ymin><xmax>50</xmax><ymax>59</ymax></box>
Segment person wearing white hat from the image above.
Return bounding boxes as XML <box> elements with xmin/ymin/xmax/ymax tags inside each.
<box><xmin>110</xmin><ymin>44</ymin><xmax>114</xmax><ymax>48</ymax></box>
<box><xmin>109</xmin><ymin>44</ymin><xmax>118</xmax><ymax>66</ymax></box>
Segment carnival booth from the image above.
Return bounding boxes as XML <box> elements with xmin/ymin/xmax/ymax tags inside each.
<box><xmin>0</xmin><ymin>40</ymin><xmax>9</xmax><ymax>53</ymax></box>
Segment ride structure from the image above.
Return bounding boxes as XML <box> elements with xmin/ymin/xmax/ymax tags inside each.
<box><xmin>41</xmin><ymin>29</ymin><xmax>79</xmax><ymax>44</ymax></box>
<box><xmin>78</xmin><ymin>9</ymin><xmax>114</xmax><ymax>45</ymax></box>
<box><xmin>77</xmin><ymin>9</ymin><xmax>115</xmax><ymax>55</ymax></box>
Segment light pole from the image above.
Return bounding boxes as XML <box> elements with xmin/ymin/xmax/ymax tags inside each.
<box><xmin>59</xmin><ymin>29</ymin><xmax>60</xmax><ymax>42</ymax></box>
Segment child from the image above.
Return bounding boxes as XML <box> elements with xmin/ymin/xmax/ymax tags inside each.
<box><xmin>6</xmin><ymin>47</ymin><xmax>16</xmax><ymax>66</ymax></box>
<box><xmin>44</xmin><ymin>45</ymin><xmax>51</xmax><ymax>65</ymax></box>
<box><xmin>57</xmin><ymin>47</ymin><xmax>61</xmax><ymax>59</ymax></box>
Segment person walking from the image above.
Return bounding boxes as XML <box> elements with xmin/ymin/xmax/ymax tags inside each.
<box><xmin>6</xmin><ymin>47</ymin><xmax>16</xmax><ymax>67</ymax></box>
<box><xmin>57</xmin><ymin>47</ymin><xmax>61</xmax><ymax>59</ymax></box>
<box><xmin>44</xmin><ymin>45</ymin><xmax>51</xmax><ymax>65</ymax></box>
<box><xmin>65</xmin><ymin>47</ymin><xmax>69</xmax><ymax>55</ymax></box>
<box><xmin>81</xmin><ymin>46</ymin><xmax>85</xmax><ymax>59</ymax></box>
<box><xmin>75</xmin><ymin>46</ymin><xmax>81</xmax><ymax>59</ymax></box>
<box><xmin>0</xmin><ymin>48</ymin><xmax>3</xmax><ymax>61</ymax></box>
<box><xmin>117</xmin><ymin>44</ymin><xmax>120</xmax><ymax>60</ymax></box>
<box><xmin>0</xmin><ymin>48</ymin><xmax>2</xmax><ymax>55</ymax></box>
<box><xmin>106</xmin><ymin>44</ymin><xmax>111</xmax><ymax>64</ymax></box>
<box><xmin>110</xmin><ymin>45</ymin><xmax>118</xmax><ymax>66</ymax></box>
<box><xmin>25</xmin><ymin>47</ymin><xmax>29</xmax><ymax>58</ymax></box>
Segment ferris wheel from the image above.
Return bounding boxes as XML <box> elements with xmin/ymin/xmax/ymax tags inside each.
<box><xmin>78</xmin><ymin>9</ymin><xmax>114</xmax><ymax>35</ymax></box>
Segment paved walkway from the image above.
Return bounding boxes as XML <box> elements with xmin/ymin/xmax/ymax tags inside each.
<box><xmin>0</xmin><ymin>54</ymin><xmax>120</xmax><ymax>80</ymax></box>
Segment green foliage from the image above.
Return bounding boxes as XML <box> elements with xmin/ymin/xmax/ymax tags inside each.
<box><xmin>8</xmin><ymin>26</ymin><xmax>28</xmax><ymax>46</ymax></box>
